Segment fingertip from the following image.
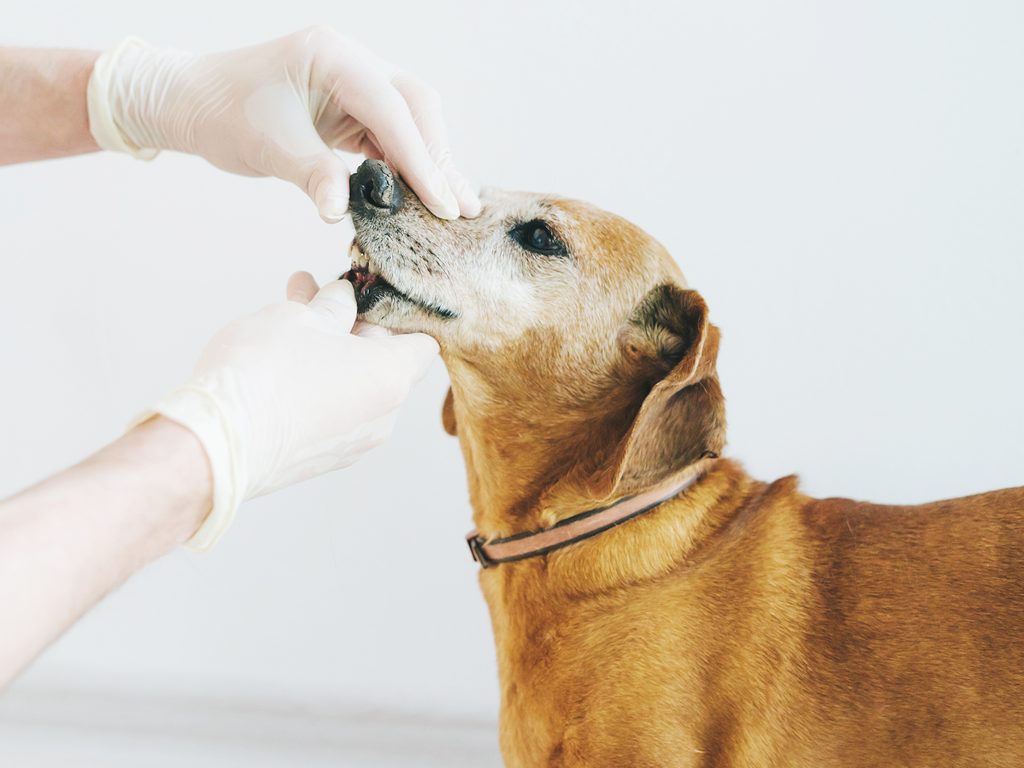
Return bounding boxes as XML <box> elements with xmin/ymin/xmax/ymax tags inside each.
<box><xmin>319</xmin><ymin>187</ymin><xmax>350</xmax><ymax>223</ymax></box>
<box><xmin>423</xmin><ymin>184</ymin><xmax>461</xmax><ymax>220</ymax></box>
<box><xmin>308</xmin><ymin>279</ymin><xmax>359</xmax><ymax>329</ymax></box>
<box><xmin>352</xmin><ymin>320</ymin><xmax>391</xmax><ymax>339</ymax></box>
<box><xmin>432</xmin><ymin>160</ymin><xmax>479</xmax><ymax>219</ymax></box>
<box><xmin>451</xmin><ymin>173</ymin><xmax>482</xmax><ymax>218</ymax></box>
<box><xmin>394</xmin><ymin>331</ymin><xmax>441</xmax><ymax>362</ymax></box>
<box><xmin>311</xmin><ymin>155</ymin><xmax>352</xmax><ymax>223</ymax></box>
<box><xmin>286</xmin><ymin>271</ymin><xmax>320</xmax><ymax>304</ymax></box>
<box><xmin>322</xmin><ymin>278</ymin><xmax>357</xmax><ymax>302</ymax></box>
<box><xmin>395</xmin><ymin>160</ymin><xmax>459</xmax><ymax>220</ymax></box>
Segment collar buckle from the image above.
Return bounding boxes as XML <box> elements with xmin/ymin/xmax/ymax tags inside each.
<box><xmin>466</xmin><ymin>533</ymin><xmax>492</xmax><ymax>568</ymax></box>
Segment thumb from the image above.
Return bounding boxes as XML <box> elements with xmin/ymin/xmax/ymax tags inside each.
<box><xmin>305</xmin><ymin>151</ymin><xmax>353</xmax><ymax>223</ymax></box>
<box><xmin>268</xmin><ymin>143</ymin><xmax>352</xmax><ymax>223</ymax></box>
<box><xmin>245</xmin><ymin>87</ymin><xmax>353</xmax><ymax>222</ymax></box>
<box><xmin>383</xmin><ymin>332</ymin><xmax>440</xmax><ymax>384</ymax></box>
<box><xmin>286</xmin><ymin>271</ymin><xmax>320</xmax><ymax>304</ymax></box>
<box><xmin>305</xmin><ymin>280</ymin><xmax>359</xmax><ymax>332</ymax></box>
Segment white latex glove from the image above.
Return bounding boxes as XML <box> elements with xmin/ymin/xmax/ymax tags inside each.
<box><xmin>86</xmin><ymin>27</ymin><xmax>480</xmax><ymax>222</ymax></box>
<box><xmin>129</xmin><ymin>272</ymin><xmax>439</xmax><ymax>552</ymax></box>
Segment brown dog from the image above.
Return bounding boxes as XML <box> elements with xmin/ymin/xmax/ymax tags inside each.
<box><xmin>343</xmin><ymin>160</ymin><xmax>1024</xmax><ymax>767</ymax></box>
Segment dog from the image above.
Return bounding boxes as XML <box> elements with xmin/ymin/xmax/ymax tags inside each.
<box><xmin>343</xmin><ymin>159</ymin><xmax>1024</xmax><ymax>767</ymax></box>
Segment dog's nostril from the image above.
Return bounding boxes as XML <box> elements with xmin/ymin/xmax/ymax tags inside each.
<box><xmin>352</xmin><ymin>159</ymin><xmax>402</xmax><ymax>213</ymax></box>
<box><xmin>361</xmin><ymin>179</ymin><xmax>377</xmax><ymax>206</ymax></box>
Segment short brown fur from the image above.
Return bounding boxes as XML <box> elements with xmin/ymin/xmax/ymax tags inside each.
<box><xmin>347</xmin><ymin>162</ymin><xmax>1024</xmax><ymax>766</ymax></box>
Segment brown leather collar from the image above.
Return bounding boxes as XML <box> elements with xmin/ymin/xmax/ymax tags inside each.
<box><xmin>466</xmin><ymin>472</ymin><xmax>703</xmax><ymax>568</ymax></box>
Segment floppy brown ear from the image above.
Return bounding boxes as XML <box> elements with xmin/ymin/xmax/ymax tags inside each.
<box><xmin>442</xmin><ymin>387</ymin><xmax>458</xmax><ymax>436</ymax></box>
<box><xmin>594</xmin><ymin>285</ymin><xmax>726</xmax><ymax>497</ymax></box>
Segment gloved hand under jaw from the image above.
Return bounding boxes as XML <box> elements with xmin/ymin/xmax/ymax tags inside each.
<box><xmin>86</xmin><ymin>28</ymin><xmax>480</xmax><ymax>222</ymax></box>
<box><xmin>128</xmin><ymin>273</ymin><xmax>439</xmax><ymax>552</ymax></box>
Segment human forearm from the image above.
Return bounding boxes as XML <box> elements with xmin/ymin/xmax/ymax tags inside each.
<box><xmin>0</xmin><ymin>47</ymin><xmax>100</xmax><ymax>165</ymax></box>
<box><xmin>0</xmin><ymin>416</ymin><xmax>211</xmax><ymax>688</ymax></box>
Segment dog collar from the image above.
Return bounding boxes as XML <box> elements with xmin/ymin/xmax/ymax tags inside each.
<box><xmin>466</xmin><ymin>471</ymin><xmax>703</xmax><ymax>568</ymax></box>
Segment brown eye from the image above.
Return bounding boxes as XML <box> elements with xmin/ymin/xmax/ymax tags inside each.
<box><xmin>529</xmin><ymin>224</ymin><xmax>551</xmax><ymax>250</ymax></box>
<box><xmin>511</xmin><ymin>220</ymin><xmax>567</xmax><ymax>256</ymax></box>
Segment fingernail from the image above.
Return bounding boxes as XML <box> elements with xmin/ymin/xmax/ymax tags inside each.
<box><xmin>431</xmin><ymin>174</ymin><xmax>461</xmax><ymax>220</ymax></box>
<box><xmin>449</xmin><ymin>169</ymin><xmax>482</xmax><ymax>218</ymax></box>
<box><xmin>462</xmin><ymin>189</ymin><xmax>482</xmax><ymax>218</ymax></box>
<box><xmin>320</xmin><ymin>191</ymin><xmax>349</xmax><ymax>222</ymax></box>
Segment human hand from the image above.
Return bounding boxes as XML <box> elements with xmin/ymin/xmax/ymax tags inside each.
<box><xmin>87</xmin><ymin>27</ymin><xmax>480</xmax><ymax>222</ymax></box>
<box><xmin>129</xmin><ymin>271</ymin><xmax>439</xmax><ymax>551</ymax></box>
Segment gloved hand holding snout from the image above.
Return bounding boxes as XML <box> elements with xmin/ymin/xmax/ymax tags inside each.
<box><xmin>86</xmin><ymin>27</ymin><xmax>480</xmax><ymax>222</ymax></box>
<box><xmin>131</xmin><ymin>272</ymin><xmax>439</xmax><ymax>551</ymax></box>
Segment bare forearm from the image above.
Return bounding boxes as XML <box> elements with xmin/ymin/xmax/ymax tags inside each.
<box><xmin>0</xmin><ymin>416</ymin><xmax>211</xmax><ymax>688</ymax></box>
<box><xmin>0</xmin><ymin>47</ymin><xmax>101</xmax><ymax>165</ymax></box>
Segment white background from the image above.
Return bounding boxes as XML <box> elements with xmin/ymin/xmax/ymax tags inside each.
<box><xmin>2</xmin><ymin>0</ymin><xmax>1022</xmax><ymax>724</ymax></box>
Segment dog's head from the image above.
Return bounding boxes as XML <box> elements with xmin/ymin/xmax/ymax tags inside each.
<box><xmin>345</xmin><ymin>160</ymin><xmax>725</xmax><ymax>526</ymax></box>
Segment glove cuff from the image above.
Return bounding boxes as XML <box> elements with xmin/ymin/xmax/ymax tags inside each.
<box><xmin>87</xmin><ymin>37</ymin><xmax>161</xmax><ymax>161</ymax></box>
<box><xmin>127</xmin><ymin>386</ymin><xmax>246</xmax><ymax>552</ymax></box>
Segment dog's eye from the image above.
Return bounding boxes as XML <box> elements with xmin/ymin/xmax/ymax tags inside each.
<box><xmin>529</xmin><ymin>225</ymin><xmax>551</xmax><ymax>250</ymax></box>
<box><xmin>510</xmin><ymin>220</ymin><xmax>567</xmax><ymax>257</ymax></box>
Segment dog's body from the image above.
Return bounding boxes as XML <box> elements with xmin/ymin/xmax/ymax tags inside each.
<box><xmin>481</xmin><ymin>465</ymin><xmax>1024</xmax><ymax>766</ymax></box>
<box><xmin>344</xmin><ymin>160</ymin><xmax>1024</xmax><ymax>766</ymax></box>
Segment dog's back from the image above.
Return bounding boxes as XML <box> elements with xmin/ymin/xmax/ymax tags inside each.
<box><xmin>799</xmin><ymin>485</ymin><xmax>1024</xmax><ymax>765</ymax></box>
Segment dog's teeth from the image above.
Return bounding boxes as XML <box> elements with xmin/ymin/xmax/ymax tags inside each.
<box><xmin>348</xmin><ymin>241</ymin><xmax>374</xmax><ymax>271</ymax></box>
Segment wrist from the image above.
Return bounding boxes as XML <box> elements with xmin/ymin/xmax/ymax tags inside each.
<box><xmin>87</xmin><ymin>38</ymin><xmax>201</xmax><ymax>159</ymax></box>
<box><xmin>109</xmin><ymin>415</ymin><xmax>214</xmax><ymax>555</ymax></box>
<box><xmin>129</xmin><ymin>384</ymin><xmax>245</xmax><ymax>552</ymax></box>
<box><xmin>0</xmin><ymin>48</ymin><xmax>101</xmax><ymax>164</ymax></box>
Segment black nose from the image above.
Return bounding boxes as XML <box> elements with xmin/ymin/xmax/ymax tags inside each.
<box><xmin>350</xmin><ymin>159</ymin><xmax>402</xmax><ymax>214</ymax></box>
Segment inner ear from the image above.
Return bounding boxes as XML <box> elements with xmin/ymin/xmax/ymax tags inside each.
<box><xmin>618</xmin><ymin>284</ymin><xmax>704</xmax><ymax>379</ymax></box>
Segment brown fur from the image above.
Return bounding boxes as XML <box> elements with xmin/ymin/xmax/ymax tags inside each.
<box><xmin>347</xmin><ymin>161</ymin><xmax>1024</xmax><ymax>766</ymax></box>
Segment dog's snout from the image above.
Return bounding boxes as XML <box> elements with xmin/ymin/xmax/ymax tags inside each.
<box><xmin>350</xmin><ymin>159</ymin><xmax>402</xmax><ymax>214</ymax></box>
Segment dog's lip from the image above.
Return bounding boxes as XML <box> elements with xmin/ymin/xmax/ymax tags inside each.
<box><xmin>341</xmin><ymin>240</ymin><xmax>401</xmax><ymax>315</ymax></box>
<box><xmin>342</xmin><ymin>239</ymin><xmax>456</xmax><ymax>320</ymax></box>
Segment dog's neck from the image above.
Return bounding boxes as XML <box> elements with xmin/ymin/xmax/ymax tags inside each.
<box><xmin>479</xmin><ymin>458</ymin><xmax>757</xmax><ymax>593</ymax></box>
<box><xmin>445</xmin><ymin>352</ymin><xmax>652</xmax><ymax>540</ymax></box>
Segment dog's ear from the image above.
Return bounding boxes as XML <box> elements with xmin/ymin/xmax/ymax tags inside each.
<box><xmin>442</xmin><ymin>387</ymin><xmax>458</xmax><ymax>436</ymax></box>
<box><xmin>596</xmin><ymin>285</ymin><xmax>726</xmax><ymax>497</ymax></box>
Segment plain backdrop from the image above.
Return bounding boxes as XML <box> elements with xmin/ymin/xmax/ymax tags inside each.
<box><xmin>1</xmin><ymin>0</ymin><xmax>1022</xmax><ymax>722</ymax></box>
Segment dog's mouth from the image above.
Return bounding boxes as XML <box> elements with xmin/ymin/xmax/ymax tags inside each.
<box><xmin>341</xmin><ymin>240</ymin><xmax>457</xmax><ymax>320</ymax></box>
<box><xmin>341</xmin><ymin>240</ymin><xmax>401</xmax><ymax>315</ymax></box>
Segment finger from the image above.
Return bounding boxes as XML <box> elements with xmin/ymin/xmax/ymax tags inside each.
<box><xmin>307</xmin><ymin>279</ymin><xmax>358</xmax><ymax>331</ymax></box>
<box><xmin>358</xmin><ymin>130</ymin><xmax>387</xmax><ymax>162</ymax></box>
<box><xmin>266</xmin><ymin>143</ymin><xmax>352</xmax><ymax>223</ymax></box>
<box><xmin>346</xmin><ymin>96</ymin><xmax>458</xmax><ymax>219</ymax></box>
<box><xmin>319</xmin><ymin>52</ymin><xmax>460</xmax><ymax>219</ymax></box>
<box><xmin>390</xmin><ymin>73</ymin><xmax>481</xmax><ymax>218</ymax></box>
<box><xmin>352</xmin><ymin>320</ymin><xmax>391</xmax><ymax>339</ymax></box>
<box><xmin>438</xmin><ymin>154</ymin><xmax>482</xmax><ymax>219</ymax></box>
<box><xmin>286</xmin><ymin>271</ymin><xmax>321</xmax><ymax>304</ymax></box>
<box><xmin>244</xmin><ymin>82</ymin><xmax>353</xmax><ymax>223</ymax></box>
<box><xmin>385</xmin><ymin>332</ymin><xmax>440</xmax><ymax>384</ymax></box>
<box><xmin>305</xmin><ymin>151</ymin><xmax>352</xmax><ymax>223</ymax></box>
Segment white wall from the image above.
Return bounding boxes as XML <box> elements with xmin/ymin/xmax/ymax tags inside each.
<box><xmin>2</xmin><ymin>0</ymin><xmax>1021</xmax><ymax>718</ymax></box>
